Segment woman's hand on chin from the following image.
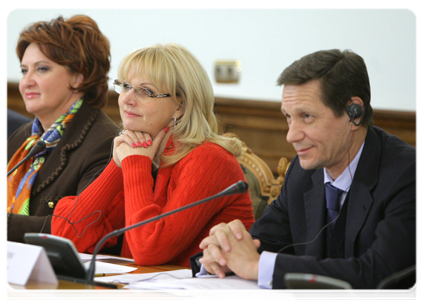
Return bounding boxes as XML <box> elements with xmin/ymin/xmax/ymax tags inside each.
<box><xmin>113</xmin><ymin>127</ymin><xmax>169</xmax><ymax>167</ymax></box>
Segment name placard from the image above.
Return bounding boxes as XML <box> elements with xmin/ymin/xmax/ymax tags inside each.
<box><xmin>7</xmin><ymin>241</ymin><xmax>58</xmax><ymax>286</ymax></box>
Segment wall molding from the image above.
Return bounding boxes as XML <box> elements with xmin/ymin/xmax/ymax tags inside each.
<box><xmin>8</xmin><ymin>82</ymin><xmax>415</xmax><ymax>175</ymax></box>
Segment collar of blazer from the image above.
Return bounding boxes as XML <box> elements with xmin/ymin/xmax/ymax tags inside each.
<box><xmin>31</xmin><ymin>101</ymin><xmax>99</xmax><ymax>197</ymax></box>
<box><xmin>303</xmin><ymin>126</ymin><xmax>379</xmax><ymax>258</ymax></box>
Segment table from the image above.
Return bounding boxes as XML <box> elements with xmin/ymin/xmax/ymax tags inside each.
<box><xmin>5</xmin><ymin>263</ymin><xmax>182</xmax><ymax>300</ymax></box>
<box><xmin>5</xmin><ymin>263</ymin><xmax>371</xmax><ymax>300</ymax></box>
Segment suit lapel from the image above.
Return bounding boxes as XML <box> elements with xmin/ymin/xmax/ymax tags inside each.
<box><xmin>344</xmin><ymin>127</ymin><xmax>379</xmax><ymax>256</ymax></box>
<box><xmin>304</xmin><ymin>170</ymin><xmax>326</xmax><ymax>258</ymax></box>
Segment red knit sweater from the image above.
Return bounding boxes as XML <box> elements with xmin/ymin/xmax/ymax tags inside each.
<box><xmin>51</xmin><ymin>139</ymin><xmax>254</xmax><ymax>267</ymax></box>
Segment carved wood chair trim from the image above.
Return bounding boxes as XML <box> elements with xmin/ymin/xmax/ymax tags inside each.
<box><xmin>223</xmin><ymin>132</ymin><xmax>289</xmax><ymax>204</ymax></box>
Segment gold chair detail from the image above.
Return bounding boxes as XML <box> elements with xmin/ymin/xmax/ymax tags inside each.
<box><xmin>223</xmin><ymin>132</ymin><xmax>290</xmax><ymax>219</ymax></box>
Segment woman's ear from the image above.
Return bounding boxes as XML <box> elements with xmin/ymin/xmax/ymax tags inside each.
<box><xmin>71</xmin><ymin>73</ymin><xmax>84</xmax><ymax>89</ymax></box>
<box><xmin>174</xmin><ymin>104</ymin><xmax>185</xmax><ymax>119</ymax></box>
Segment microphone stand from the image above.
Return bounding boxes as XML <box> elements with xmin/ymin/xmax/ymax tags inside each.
<box><xmin>85</xmin><ymin>180</ymin><xmax>248</xmax><ymax>283</ymax></box>
<box><xmin>7</xmin><ymin>140</ymin><xmax>46</xmax><ymax>177</ymax></box>
<box><xmin>373</xmin><ymin>262</ymin><xmax>420</xmax><ymax>300</ymax></box>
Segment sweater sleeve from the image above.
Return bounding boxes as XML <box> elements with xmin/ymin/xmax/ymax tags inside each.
<box><xmin>51</xmin><ymin>160</ymin><xmax>125</xmax><ymax>253</ymax></box>
<box><xmin>121</xmin><ymin>144</ymin><xmax>252</xmax><ymax>266</ymax></box>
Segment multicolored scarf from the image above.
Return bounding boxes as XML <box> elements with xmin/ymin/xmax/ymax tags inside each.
<box><xmin>7</xmin><ymin>99</ymin><xmax>83</xmax><ymax>215</ymax></box>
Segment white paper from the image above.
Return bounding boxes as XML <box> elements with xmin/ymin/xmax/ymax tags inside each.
<box><xmin>182</xmin><ymin>294</ymin><xmax>295</xmax><ymax>300</ymax></box>
<box><xmin>82</xmin><ymin>261</ymin><xmax>137</xmax><ymax>276</ymax></box>
<box><xmin>94</xmin><ymin>269</ymin><xmax>192</xmax><ymax>284</ymax></box>
<box><xmin>7</xmin><ymin>241</ymin><xmax>58</xmax><ymax>286</ymax></box>
<box><xmin>128</xmin><ymin>274</ymin><xmax>260</xmax><ymax>289</ymax></box>
<box><xmin>182</xmin><ymin>293</ymin><xmax>295</xmax><ymax>300</ymax></box>
<box><xmin>78</xmin><ymin>253</ymin><xmax>135</xmax><ymax>263</ymax></box>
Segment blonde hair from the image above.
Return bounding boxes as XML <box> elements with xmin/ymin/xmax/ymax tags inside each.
<box><xmin>117</xmin><ymin>43</ymin><xmax>242</xmax><ymax>166</ymax></box>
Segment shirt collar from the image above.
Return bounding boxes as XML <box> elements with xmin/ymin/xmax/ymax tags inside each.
<box><xmin>324</xmin><ymin>142</ymin><xmax>365</xmax><ymax>192</ymax></box>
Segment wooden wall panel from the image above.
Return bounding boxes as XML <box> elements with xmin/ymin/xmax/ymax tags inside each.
<box><xmin>8</xmin><ymin>82</ymin><xmax>415</xmax><ymax>175</ymax></box>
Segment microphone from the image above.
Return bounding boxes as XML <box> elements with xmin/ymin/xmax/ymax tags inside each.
<box><xmin>373</xmin><ymin>262</ymin><xmax>420</xmax><ymax>300</ymax></box>
<box><xmin>7</xmin><ymin>139</ymin><xmax>47</xmax><ymax>177</ymax></box>
<box><xmin>85</xmin><ymin>180</ymin><xmax>248</xmax><ymax>282</ymax></box>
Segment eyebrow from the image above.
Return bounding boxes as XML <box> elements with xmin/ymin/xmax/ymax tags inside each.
<box><xmin>281</xmin><ymin>106</ymin><xmax>287</xmax><ymax>115</ymax></box>
<box><xmin>20</xmin><ymin>60</ymin><xmax>52</xmax><ymax>67</ymax></box>
<box><xmin>139</xmin><ymin>83</ymin><xmax>158</xmax><ymax>90</ymax></box>
<box><xmin>124</xmin><ymin>79</ymin><xmax>158</xmax><ymax>90</ymax></box>
<box><xmin>281</xmin><ymin>103</ymin><xmax>317</xmax><ymax>116</ymax></box>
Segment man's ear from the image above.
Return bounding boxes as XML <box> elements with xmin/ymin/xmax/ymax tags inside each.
<box><xmin>346</xmin><ymin>97</ymin><xmax>365</xmax><ymax>127</ymax></box>
<box><xmin>349</xmin><ymin>96</ymin><xmax>364</xmax><ymax>108</ymax></box>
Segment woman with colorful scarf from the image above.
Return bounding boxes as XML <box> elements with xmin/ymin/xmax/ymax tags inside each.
<box><xmin>7</xmin><ymin>15</ymin><xmax>118</xmax><ymax>243</ymax></box>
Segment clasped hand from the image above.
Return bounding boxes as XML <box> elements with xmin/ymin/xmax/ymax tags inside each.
<box><xmin>198</xmin><ymin>219</ymin><xmax>261</xmax><ymax>280</ymax></box>
<box><xmin>113</xmin><ymin>127</ymin><xmax>169</xmax><ymax>168</ymax></box>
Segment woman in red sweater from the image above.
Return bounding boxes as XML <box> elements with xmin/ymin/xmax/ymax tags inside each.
<box><xmin>51</xmin><ymin>43</ymin><xmax>254</xmax><ymax>267</ymax></box>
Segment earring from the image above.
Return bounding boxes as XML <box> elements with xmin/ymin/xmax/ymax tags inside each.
<box><xmin>174</xmin><ymin>117</ymin><xmax>177</xmax><ymax>128</ymax></box>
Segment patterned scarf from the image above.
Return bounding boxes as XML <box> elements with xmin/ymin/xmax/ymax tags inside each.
<box><xmin>7</xmin><ymin>99</ymin><xmax>83</xmax><ymax>215</ymax></box>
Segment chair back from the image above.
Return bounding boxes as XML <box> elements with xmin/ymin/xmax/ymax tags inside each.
<box><xmin>223</xmin><ymin>132</ymin><xmax>290</xmax><ymax>219</ymax></box>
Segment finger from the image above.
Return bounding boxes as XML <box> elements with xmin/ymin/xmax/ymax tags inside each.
<box><xmin>133</xmin><ymin>131</ymin><xmax>151</xmax><ymax>148</ymax></box>
<box><xmin>121</xmin><ymin>130</ymin><xmax>151</xmax><ymax>148</ymax></box>
<box><xmin>199</xmin><ymin>235</ymin><xmax>218</xmax><ymax>250</ymax></box>
<box><xmin>147</xmin><ymin>127</ymin><xmax>169</xmax><ymax>154</ymax></box>
<box><xmin>152</xmin><ymin>127</ymin><xmax>169</xmax><ymax>145</ymax></box>
<box><xmin>142</xmin><ymin>132</ymin><xmax>153</xmax><ymax>147</ymax></box>
<box><xmin>209</xmin><ymin>262</ymin><xmax>227</xmax><ymax>279</ymax></box>
<box><xmin>207</xmin><ymin>243</ymin><xmax>227</xmax><ymax>266</ymax></box>
<box><xmin>252</xmin><ymin>239</ymin><xmax>261</xmax><ymax>250</ymax></box>
<box><xmin>209</xmin><ymin>222</ymin><xmax>229</xmax><ymax>236</ymax></box>
<box><xmin>200</xmin><ymin>247</ymin><xmax>227</xmax><ymax>278</ymax></box>
<box><xmin>208</xmin><ymin>223</ymin><xmax>232</xmax><ymax>252</ymax></box>
<box><xmin>228</xmin><ymin>219</ymin><xmax>246</xmax><ymax>240</ymax></box>
<box><xmin>200</xmin><ymin>247</ymin><xmax>215</xmax><ymax>265</ymax></box>
<box><xmin>113</xmin><ymin>135</ymin><xmax>127</xmax><ymax>153</ymax></box>
<box><xmin>113</xmin><ymin>136</ymin><xmax>127</xmax><ymax>168</ymax></box>
<box><xmin>200</xmin><ymin>258</ymin><xmax>227</xmax><ymax>278</ymax></box>
<box><xmin>124</xmin><ymin>130</ymin><xmax>144</xmax><ymax>148</ymax></box>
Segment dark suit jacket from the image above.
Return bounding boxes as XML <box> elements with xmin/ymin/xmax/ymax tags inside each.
<box><xmin>250</xmin><ymin>126</ymin><xmax>415</xmax><ymax>289</ymax></box>
<box><xmin>7</xmin><ymin>109</ymin><xmax>32</xmax><ymax>139</ymax></box>
<box><xmin>7</xmin><ymin>101</ymin><xmax>118</xmax><ymax>242</ymax></box>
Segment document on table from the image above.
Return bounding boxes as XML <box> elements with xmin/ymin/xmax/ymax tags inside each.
<box><xmin>86</xmin><ymin>261</ymin><xmax>137</xmax><ymax>276</ymax></box>
<box><xmin>78</xmin><ymin>253</ymin><xmax>135</xmax><ymax>263</ymax></box>
<box><xmin>128</xmin><ymin>274</ymin><xmax>260</xmax><ymax>289</ymax></box>
<box><xmin>94</xmin><ymin>269</ymin><xmax>192</xmax><ymax>284</ymax></box>
<box><xmin>78</xmin><ymin>253</ymin><xmax>137</xmax><ymax>275</ymax></box>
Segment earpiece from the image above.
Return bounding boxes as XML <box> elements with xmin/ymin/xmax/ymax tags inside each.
<box><xmin>346</xmin><ymin>103</ymin><xmax>364</xmax><ymax>126</ymax></box>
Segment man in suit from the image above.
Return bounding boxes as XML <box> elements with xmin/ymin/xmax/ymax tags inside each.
<box><xmin>197</xmin><ymin>49</ymin><xmax>415</xmax><ymax>289</ymax></box>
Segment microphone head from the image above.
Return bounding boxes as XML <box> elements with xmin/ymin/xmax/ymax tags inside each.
<box><xmin>235</xmin><ymin>180</ymin><xmax>249</xmax><ymax>193</ymax></box>
<box><xmin>26</xmin><ymin>139</ymin><xmax>47</xmax><ymax>157</ymax></box>
<box><xmin>35</xmin><ymin>139</ymin><xmax>47</xmax><ymax>151</ymax></box>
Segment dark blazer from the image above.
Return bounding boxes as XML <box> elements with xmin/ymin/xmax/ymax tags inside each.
<box><xmin>250</xmin><ymin>126</ymin><xmax>416</xmax><ymax>289</ymax></box>
<box><xmin>7</xmin><ymin>109</ymin><xmax>32</xmax><ymax>139</ymax></box>
<box><xmin>7</xmin><ymin>101</ymin><xmax>119</xmax><ymax>243</ymax></box>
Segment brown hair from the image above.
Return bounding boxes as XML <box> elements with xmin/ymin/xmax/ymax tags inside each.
<box><xmin>16</xmin><ymin>15</ymin><xmax>111</xmax><ymax>108</ymax></box>
<box><xmin>277</xmin><ymin>49</ymin><xmax>373</xmax><ymax>127</ymax></box>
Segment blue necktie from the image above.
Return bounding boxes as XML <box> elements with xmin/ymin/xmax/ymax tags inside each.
<box><xmin>325</xmin><ymin>183</ymin><xmax>343</xmax><ymax>231</ymax></box>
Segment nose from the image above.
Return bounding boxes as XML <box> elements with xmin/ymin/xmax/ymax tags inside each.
<box><xmin>286</xmin><ymin>120</ymin><xmax>304</xmax><ymax>144</ymax></box>
<box><xmin>119</xmin><ymin>89</ymin><xmax>137</xmax><ymax>106</ymax></box>
<box><xmin>20</xmin><ymin>69</ymin><xmax>36</xmax><ymax>89</ymax></box>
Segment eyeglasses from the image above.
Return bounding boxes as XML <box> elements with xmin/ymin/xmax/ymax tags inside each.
<box><xmin>113</xmin><ymin>79</ymin><xmax>171</xmax><ymax>102</ymax></box>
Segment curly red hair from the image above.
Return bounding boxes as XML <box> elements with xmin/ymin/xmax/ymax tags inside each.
<box><xmin>16</xmin><ymin>15</ymin><xmax>111</xmax><ymax>108</ymax></box>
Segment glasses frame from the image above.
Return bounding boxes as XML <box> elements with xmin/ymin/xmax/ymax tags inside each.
<box><xmin>113</xmin><ymin>79</ymin><xmax>171</xmax><ymax>100</ymax></box>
